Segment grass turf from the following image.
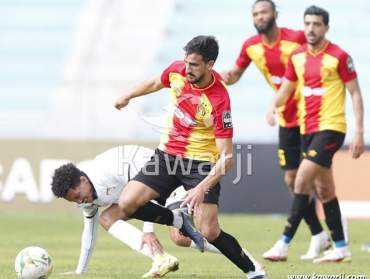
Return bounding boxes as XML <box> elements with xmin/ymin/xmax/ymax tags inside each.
<box><xmin>1</xmin><ymin>204</ymin><xmax>369</xmax><ymax>279</ymax></box>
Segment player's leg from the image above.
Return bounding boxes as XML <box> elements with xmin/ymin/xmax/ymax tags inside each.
<box><xmin>100</xmin><ymin>204</ymin><xmax>162</xmax><ymax>257</ymax></box>
<box><xmin>279</xmin><ymin>126</ymin><xmax>328</xmax><ymax>256</ymax></box>
<box><xmin>313</xmin><ymin>168</ymin><xmax>351</xmax><ymax>263</ymax></box>
<box><xmin>263</xmin><ymin>158</ymin><xmax>320</xmax><ymax>261</ymax></box>
<box><xmin>195</xmin><ymin>203</ymin><xmax>266</xmax><ymax>279</ymax></box>
<box><xmin>165</xmin><ymin>186</ymin><xmax>220</xmax><ymax>253</ymax></box>
<box><xmin>99</xmin><ymin>204</ymin><xmax>179</xmax><ymax>278</ymax></box>
<box><xmin>118</xmin><ymin>150</ymin><xmax>205</xmax><ymax>251</ymax></box>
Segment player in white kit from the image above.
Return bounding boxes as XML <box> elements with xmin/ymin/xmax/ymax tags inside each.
<box><xmin>51</xmin><ymin>145</ymin><xmax>219</xmax><ymax>278</ymax></box>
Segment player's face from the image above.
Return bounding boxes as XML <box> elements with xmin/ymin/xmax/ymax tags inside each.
<box><xmin>184</xmin><ymin>53</ymin><xmax>213</xmax><ymax>84</ymax></box>
<box><xmin>252</xmin><ymin>1</ymin><xmax>277</xmax><ymax>34</ymax></box>
<box><xmin>304</xmin><ymin>15</ymin><xmax>329</xmax><ymax>46</ymax></box>
<box><xmin>64</xmin><ymin>176</ymin><xmax>94</xmax><ymax>204</ymax></box>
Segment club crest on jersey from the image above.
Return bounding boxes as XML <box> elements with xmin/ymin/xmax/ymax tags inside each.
<box><xmin>346</xmin><ymin>56</ymin><xmax>355</xmax><ymax>73</ymax></box>
<box><xmin>222</xmin><ymin>111</ymin><xmax>233</xmax><ymax>129</ymax></box>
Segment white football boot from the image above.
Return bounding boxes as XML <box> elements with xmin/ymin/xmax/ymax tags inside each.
<box><xmin>142</xmin><ymin>253</ymin><xmax>179</xmax><ymax>278</ymax></box>
<box><xmin>242</xmin><ymin>249</ymin><xmax>268</xmax><ymax>279</ymax></box>
<box><xmin>300</xmin><ymin>231</ymin><xmax>331</xmax><ymax>260</ymax></box>
<box><xmin>313</xmin><ymin>246</ymin><xmax>351</xmax><ymax>264</ymax></box>
<box><xmin>263</xmin><ymin>240</ymin><xmax>289</xmax><ymax>262</ymax></box>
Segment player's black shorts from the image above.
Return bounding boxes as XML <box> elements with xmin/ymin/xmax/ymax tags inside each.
<box><xmin>132</xmin><ymin>149</ymin><xmax>220</xmax><ymax>204</ymax></box>
<box><xmin>278</xmin><ymin>126</ymin><xmax>301</xmax><ymax>170</ymax></box>
<box><xmin>301</xmin><ymin>130</ymin><xmax>345</xmax><ymax>168</ymax></box>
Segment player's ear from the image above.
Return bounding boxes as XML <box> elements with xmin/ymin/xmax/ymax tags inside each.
<box><xmin>206</xmin><ymin>60</ymin><xmax>215</xmax><ymax>70</ymax></box>
<box><xmin>80</xmin><ymin>175</ymin><xmax>87</xmax><ymax>184</ymax></box>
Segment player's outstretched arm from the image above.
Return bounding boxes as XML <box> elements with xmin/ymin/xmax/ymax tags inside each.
<box><xmin>58</xmin><ymin>208</ymin><xmax>99</xmax><ymax>276</ymax></box>
<box><xmin>221</xmin><ymin>65</ymin><xmax>245</xmax><ymax>85</ymax></box>
<box><xmin>346</xmin><ymin>78</ymin><xmax>365</xmax><ymax>159</ymax></box>
<box><xmin>75</xmin><ymin>207</ymin><xmax>99</xmax><ymax>275</ymax></box>
<box><xmin>114</xmin><ymin>76</ymin><xmax>164</xmax><ymax>110</ymax></box>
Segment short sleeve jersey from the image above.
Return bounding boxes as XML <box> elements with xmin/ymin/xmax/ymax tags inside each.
<box><xmin>159</xmin><ymin>61</ymin><xmax>233</xmax><ymax>162</ymax></box>
<box><xmin>285</xmin><ymin>41</ymin><xmax>357</xmax><ymax>134</ymax></box>
<box><xmin>236</xmin><ymin>28</ymin><xmax>306</xmax><ymax>128</ymax></box>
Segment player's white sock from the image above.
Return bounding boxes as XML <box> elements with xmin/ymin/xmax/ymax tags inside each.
<box><xmin>190</xmin><ymin>240</ymin><xmax>220</xmax><ymax>254</ymax></box>
<box><xmin>108</xmin><ymin>220</ymin><xmax>156</xmax><ymax>260</ymax></box>
<box><xmin>172</xmin><ymin>211</ymin><xmax>183</xmax><ymax>229</ymax></box>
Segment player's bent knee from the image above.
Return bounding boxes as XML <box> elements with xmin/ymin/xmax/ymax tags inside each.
<box><xmin>316</xmin><ymin>187</ymin><xmax>335</xmax><ymax>203</ymax></box>
<box><xmin>118</xmin><ymin>198</ymin><xmax>137</xmax><ymax>219</ymax></box>
<box><xmin>170</xmin><ymin>229</ymin><xmax>191</xmax><ymax>247</ymax></box>
<box><xmin>200</xmin><ymin>226</ymin><xmax>220</xmax><ymax>242</ymax></box>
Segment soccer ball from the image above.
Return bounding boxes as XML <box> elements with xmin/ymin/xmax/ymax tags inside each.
<box><xmin>14</xmin><ymin>246</ymin><xmax>53</xmax><ymax>279</ymax></box>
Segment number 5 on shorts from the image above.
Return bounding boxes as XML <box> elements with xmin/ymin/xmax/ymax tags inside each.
<box><xmin>278</xmin><ymin>149</ymin><xmax>286</xmax><ymax>167</ymax></box>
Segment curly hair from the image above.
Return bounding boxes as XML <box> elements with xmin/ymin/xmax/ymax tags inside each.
<box><xmin>51</xmin><ymin>163</ymin><xmax>82</xmax><ymax>198</ymax></box>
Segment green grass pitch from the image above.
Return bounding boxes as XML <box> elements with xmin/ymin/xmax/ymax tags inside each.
<box><xmin>1</xmin><ymin>203</ymin><xmax>369</xmax><ymax>279</ymax></box>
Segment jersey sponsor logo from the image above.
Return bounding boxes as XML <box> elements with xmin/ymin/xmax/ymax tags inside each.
<box><xmin>222</xmin><ymin>111</ymin><xmax>233</xmax><ymax>128</ymax></box>
<box><xmin>346</xmin><ymin>56</ymin><xmax>355</xmax><ymax>73</ymax></box>
<box><xmin>302</xmin><ymin>86</ymin><xmax>326</xmax><ymax>97</ymax></box>
<box><xmin>174</xmin><ymin>107</ymin><xmax>196</xmax><ymax>127</ymax></box>
<box><xmin>271</xmin><ymin>75</ymin><xmax>283</xmax><ymax>85</ymax></box>
<box><xmin>278</xmin><ymin>149</ymin><xmax>286</xmax><ymax>166</ymax></box>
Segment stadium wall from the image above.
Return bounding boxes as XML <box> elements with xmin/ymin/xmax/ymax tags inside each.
<box><xmin>0</xmin><ymin>140</ymin><xmax>369</xmax><ymax>218</ymax></box>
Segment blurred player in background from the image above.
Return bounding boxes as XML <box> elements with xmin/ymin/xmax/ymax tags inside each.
<box><xmin>115</xmin><ymin>36</ymin><xmax>267</xmax><ymax>279</ymax></box>
<box><xmin>266</xmin><ymin>5</ymin><xmax>364</xmax><ymax>263</ymax></box>
<box><xmin>222</xmin><ymin>0</ymin><xmax>331</xmax><ymax>260</ymax></box>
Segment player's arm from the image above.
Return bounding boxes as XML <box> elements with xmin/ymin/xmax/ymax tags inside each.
<box><xmin>346</xmin><ymin>78</ymin><xmax>365</xmax><ymax>158</ymax></box>
<box><xmin>222</xmin><ymin>65</ymin><xmax>246</xmax><ymax>85</ymax></box>
<box><xmin>74</xmin><ymin>206</ymin><xmax>99</xmax><ymax>275</ymax></box>
<box><xmin>266</xmin><ymin>78</ymin><xmax>296</xmax><ymax>126</ymax></box>
<box><xmin>181</xmin><ymin>138</ymin><xmax>233</xmax><ymax>215</ymax></box>
<box><xmin>114</xmin><ymin>76</ymin><xmax>164</xmax><ymax>110</ymax></box>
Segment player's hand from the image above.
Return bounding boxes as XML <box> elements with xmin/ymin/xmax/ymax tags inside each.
<box><xmin>349</xmin><ymin>132</ymin><xmax>365</xmax><ymax>159</ymax></box>
<box><xmin>220</xmin><ymin>71</ymin><xmax>231</xmax><ymax>83</ymax></box>
<box><xmin>141</xmin><ymin>232</ymin><xmax>164</xmax><ymax>255</ymax></box>
<box><xmin>180</xmin><ymin>186</ymin><xmax>206</xmax><ymax>217</ymax></box>
<box><xmin>266</xmin><ymin>104</ymin><xmax>276</xmax><ymax>126</ymax></box>
<box><xmin>58</xmin><ymin>271</ymin><xmax>83</xmax><ymax>276</ymax></box>
<box><xmin>114</xmin><ymin>95</ymin><xmax>131</xmax><ymax>110</ymax></box>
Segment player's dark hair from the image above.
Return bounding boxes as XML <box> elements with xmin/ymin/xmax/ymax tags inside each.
<box><xmin>253</xmin><ymin>0</ymin><xmax>276</xmax><ymax>11</ymax></box>
<box><xmin>183</xmin><ymin>35</ymin><xmax>219</xmax><ymax>62</ymax></box>
<box><xmin>51</xmin><ymin>163</ymin><xmax>82</xmax><ymax>198</ymax></box>
<box><xmin>304</xmin><ymin>5</ymin><xmax>329</xmax><ymax>26</ymax></box>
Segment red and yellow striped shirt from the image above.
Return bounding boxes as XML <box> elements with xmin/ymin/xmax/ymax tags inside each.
<box><xmin>285</xmin><ymin>41</ymin><xmax>357</xmax><ymax>135</ymax></box>
<box><xmin>236</xmin><ymin>27</ymin><xmax>306</xmax><ymax>128</ymax></box>
<box><xmin>159</xmin><ymin>61</ymin><xmax>233</xmax><ymax>162</ymax></box>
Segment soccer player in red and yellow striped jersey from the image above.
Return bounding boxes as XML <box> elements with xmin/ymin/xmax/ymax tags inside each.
<box><xmin>115</xmin><ymin>36</ymin><xmax>267</xmax><ymax>278</ymax></box>
<box><xmin>267</xmin><ymin>5</ymin><xmax>364</xmax><ymax>263</ymax></box>
<box><xmin>223</xmin><ymin>0</ymin><xmax>329</xmax><ymax>261</ymax></box>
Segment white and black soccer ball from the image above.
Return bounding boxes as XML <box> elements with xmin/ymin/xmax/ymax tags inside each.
<box><xmin>15</xmin><ymin>246</ymin><xmax>53</xmax><ymax>279</ymax></box>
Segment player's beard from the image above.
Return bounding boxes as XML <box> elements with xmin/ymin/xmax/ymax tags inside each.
<box><xmin>307</xmin><ymin>32</ymin><xmax>324</xmax><ymax>47</ymax></box>
<box><xmin>187</xmin><ymin>73</ymin><xmax>203</xmax><ymax>84</ymax></box>
<box><xmin>254</xmin><ymin>17</ymin><xmax>275</xmax><ymax>34</ymax></box>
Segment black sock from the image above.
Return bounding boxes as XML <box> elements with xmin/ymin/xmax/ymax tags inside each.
<box><xmin>210</xmin><ymin>230</ymin><xmax>255</xmax><ymax>273</ymax></box>
<box><xmin>303</xmin><ymin>198</ymin><xmax>324</xmax><ymax>235</ymax></box>
<box><xmin>323</xmin><ymin>197</ymin><xmax>345</xmax><ymax>242</ymax></box>
<box><xmin>131</xmin><ymin>202</ymin><xmax>174</xmax><ymax>226</ymax></box>
<box><xmin>283</xmin><ymin>194</ymin><xmax>310</xmax><ymax>239</ymax></box>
